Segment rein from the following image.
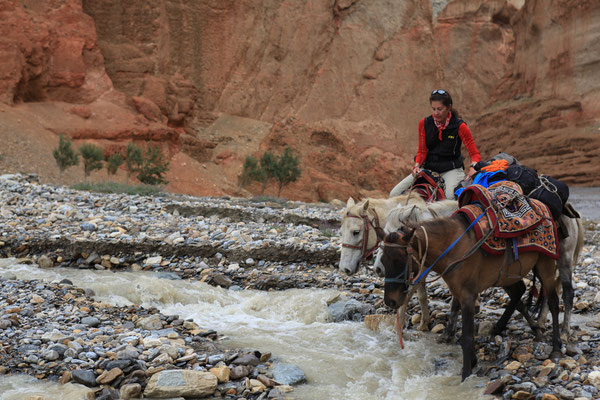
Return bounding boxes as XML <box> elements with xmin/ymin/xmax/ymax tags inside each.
<box><xmin>383</xmin><ymin>226</ymin><xmax>428</xmax><ymax>287</ymax></box>
<box><xmin>341</xmin><ymin>209</ymin><xmax>381</xmax><ymax>260</ymax></box>
<box><xmin>411</xmin><ymin>211</ymin><xmax>486</xmax><ymax>285</ymax></box>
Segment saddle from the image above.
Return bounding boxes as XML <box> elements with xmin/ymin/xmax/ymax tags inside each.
<box><xmin>409</xmin><ymin>169</ymin><xmax>445</xmax><ymax>202</ymax></box>
<box><xmin>456</xmin><ymin>181</ymin><xmax>559</xmax><ymax>259</ymax></box>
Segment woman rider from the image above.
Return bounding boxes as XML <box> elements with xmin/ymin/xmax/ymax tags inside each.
<box><xmin>390</xmin><ymin>89</ymin><xmax>481</xmax><ymax>199</ymax></box>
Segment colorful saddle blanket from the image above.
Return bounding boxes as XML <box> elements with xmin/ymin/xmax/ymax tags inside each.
<box><xmin>456</xmin><ymin>181</ymin><xmax>559</xmax><ymax>259</ymax></box>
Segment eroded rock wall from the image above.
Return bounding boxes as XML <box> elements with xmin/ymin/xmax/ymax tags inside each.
<box><xmin>0</xmin><ymin>0</ymin><xmax>598</xmax><ymax>201</ymax></box>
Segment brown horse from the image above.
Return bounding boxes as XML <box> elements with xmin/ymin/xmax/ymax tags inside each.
<box><xmin>379</xmin><ymin>216</ymin><xmax>562</xmax><ymax>381</ymax></box>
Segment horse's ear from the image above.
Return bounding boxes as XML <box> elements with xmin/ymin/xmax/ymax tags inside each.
<box><xmin>346</xmin><ymin>197</ymin><xmax>355</xmax><ymax>208</ymax></box>
<box><xmin>374</xmin><ymin>226</ymin><xmax>386</xmax><ymax>241</ymax></box>
<box><xmin>362</xmin><ymin>200</ymin><xmax>370</xmax><ymax>213</ymax></box>
<box><xmin>408</xmin><ymin>205</ymin><xmax>418</xmax><ymax>222</ymax></box>
<box><xmin>398</xmin><ymin>225</ymin><xmax>416</xmax><ymax>242</ymax></box>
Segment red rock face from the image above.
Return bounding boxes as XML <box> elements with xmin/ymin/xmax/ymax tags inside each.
<box><xmin>0</xmin><ymin>0</ymin><xmax>598</xmax><ymax>201</ymax></box>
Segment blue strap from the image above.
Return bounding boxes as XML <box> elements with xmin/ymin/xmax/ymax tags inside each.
<box><xmin>412</xmin><ymin>212</ymin><xmax>485</xmax><ymax>285</ymax></box>
<box><xmin>512</xmin><ymin>237</ymin><xmax>519</xmax><ymax>261</ymax></box>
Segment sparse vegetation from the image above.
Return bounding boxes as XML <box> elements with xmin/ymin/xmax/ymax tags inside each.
<box><xmin>79</xmin><ymin>143</ymin><xmax>104</xmax><ymax>179</ymax></box>
<box><xmin>258</xmin><ymin>151</ymin><xmax>278</xmax><ymax>194</ymax></box>
<box><xmin>238</xmin><ymin>155</ymin><xmax>265</xmax><ymax>195</ymax></box>
<box><xmin>317</xmin><ymin>220</ymin><xmax>337</xmax><ymax>238</ymax></box>
<box><xmin>106</xmin><ymin>153</ymin><xmax>125</xmax><ymax>178</ymax></box>
<box><xmin>71</xmin><ymin>182</ymin><xmax>164</xmax><ymax>196</ymax></box>
<box><xmin>52</xmin><ymin>134</ymin><xmax>79</xmax><ymax>181</ymax></box>
<box><xmin>136</xmin><ymin>142</ymin><xmax>169</xmax><ymax>185</ymax></box>
<box><xmin>125</xmin><ymin>142</ymin><xmax>143</xmax><ymax>183</ymax></box>
<box><xmin>273</xmin><ymin>147</ymin><xmax>301</xmax><ymax>196</ymax></box>
<box><xmin>238</xmin><ymin>147</ymin><xmax>302</xmax><ymax>197</ymax></box>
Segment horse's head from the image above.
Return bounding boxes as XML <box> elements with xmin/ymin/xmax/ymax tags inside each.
<box><xmin>373</xmin><ymin>204</ymin><xmax>420</xmax><ymax>277</ymax></box>
<box><xmin>339</xmin><ymin>198</ymin><xmax>379</xmax><ymax>275</ymax></box>
<box><xmin>381</xmin><ymin>227</ymin><xmax>417</xmax><ymax>310</ymax></box>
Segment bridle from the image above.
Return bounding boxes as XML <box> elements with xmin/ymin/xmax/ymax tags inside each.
<box><xmin>341</xmin><ymin>209</ymin><xmax>381</xmax><ymax>261</ymax></box>
<box><xmin>382</xmin><ymin>227</ymin><xmax>430</xmax><ymax>292</ymax></box>
<box><xmin>383</xmin><ymin>243</ymin><xmax>414</xmax><ymax>290</ymax></box>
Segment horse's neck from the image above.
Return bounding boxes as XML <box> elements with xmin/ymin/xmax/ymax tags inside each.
<box><xmin>426</xmin><ymin>200</ymin><xmax>458</xmax><ymax>218</ymax></box>
<box><xmin>417</xmin><ymin>216</ymin><xmax>464</xmax><ymax>269</ymax></box>
<box><xmin>370</xmin><ymin>199</ymin><xmax>401</xmax><ymax>224</ymax></box>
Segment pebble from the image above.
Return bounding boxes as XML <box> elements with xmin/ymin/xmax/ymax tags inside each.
<box><xmin>0</xmin><ymin>174</ymin><xmax>599</xmax><ymax>400</ymax></box>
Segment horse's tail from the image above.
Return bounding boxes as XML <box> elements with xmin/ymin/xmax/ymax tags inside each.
<box><xmin>574</xmin><ymin>217</ymin><xmax>585</xmax><ymax>267</ymax></box>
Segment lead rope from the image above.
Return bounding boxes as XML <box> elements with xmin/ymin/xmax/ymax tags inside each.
<box><xmin>397</xmin><ymin>227</ymin><xmax>428</xmax><ymax>348</ymax></box>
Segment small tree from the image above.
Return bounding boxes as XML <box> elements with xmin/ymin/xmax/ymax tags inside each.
<box><xmin>258</xmin><ymin>151</ymin><xmax>278</xmax><ymax>194</ymax></box>
<box><xmin>237</xmin><ymin>155</ymin><xmax>265</xmax><ymax>195</ymax></box>
<box><xmin>79</xmin><ymin>143</ymin><xmax>104</xmax><ymax>179</ymax></box>
<box><xmin>274</xmin><ymin>147</ymin><xmax>301</xmax><ymax>196</ymax></box>
<box><xmin>125</xmin><ymin>142</ymin><xmax>143</xmax><ymax>183</ymax></box>
<box><xmin>52</xmin><ymin>134</ymin><xmax>79</xmax><ymax>182</ymax></box>
<box><xmin>106</xmin><ymin>153</ymin><xmax>124</xmax><ymax>178</ymax></box>
<box><xmin>136</xmin><ymin>142</ymin><xmax>169</xmax><ymax>185</ymax></box>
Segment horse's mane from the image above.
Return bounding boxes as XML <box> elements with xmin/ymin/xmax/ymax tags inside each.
<box><xmin>342</xmin><ymin>192</ymin><xmax>424</xmax><ymax>222</ymax></box>
<box><xmin>385</xmin><ymin>199</ymin><xmax>458</xmax><ymax>232</ymax></box>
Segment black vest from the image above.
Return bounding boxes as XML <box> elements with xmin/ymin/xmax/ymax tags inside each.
<box><xmin>422</xmin><ymin>114</ymin><xmax>465</xmax><ymax>173</ymax></box>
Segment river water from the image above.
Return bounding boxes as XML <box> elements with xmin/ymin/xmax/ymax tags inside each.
<box><xmin>0</xmin><ymin>260</ymin><xmax>491</xmax><ymax>400</ymax></box>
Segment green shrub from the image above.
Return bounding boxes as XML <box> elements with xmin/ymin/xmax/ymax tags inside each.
<box><xmin>273</xmin><ymin>147</ymin><xmax>301</xmax><ymax>196</ymax></box>
<box><xmin>237</xmin><ymin>155</ymin><xmax>264</xmax><ymax>194</ymax></box>
<box><xmin>125</xmin><ymin>142</ymin><xmax>143</xmax><ymax>182</ymax></box>
<box><xmin>237</xmin><ymin>147</ymin><xmax>302</xmax><ymax>196</ymax></box>
<box><xmin>52</xmin><ymin>134</ymin><xmax>79</xmax><ymax>180</ymax></box>
<box><xmin>79</xmin><ymin>143</ymin><xmax>104</xmax><ymax>179</ymax></box>
<box><xmin>106</xmin><ymin>153</ymin><xmax>124</xmax><ymax>177</ymax></box>
<box><xmin>136</xmin><ymin>142</ymin><xmax>169</xmax><ymax>185</ymax></box>
<box><xmin>259</xmin><ymin>151</ymin><xmax>278</xmax><ymax>194</ymax></box>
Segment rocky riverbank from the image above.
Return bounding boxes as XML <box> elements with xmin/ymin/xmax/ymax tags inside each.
<box><xmin>0</xmin><ymin>173</ymin><xmax>600</xmax><ymax>399</ymax></box>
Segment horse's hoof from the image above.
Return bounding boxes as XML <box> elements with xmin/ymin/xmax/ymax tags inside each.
<box><xmin>417</xmin><ymin>322</ymin><xmax>429</xmax><ymax>332</ymax></box>
<box><xmin>550</xmin><ymin>351</ymin><xmax>562</xmax><ymax>361</ymax></box>
<box><xmin>560</xmin><ymin>327</ymin><xmax>571</xmax><ymax>340</ymax></box>
<box><xmin>437</xmin><ymin>334</ymin><xmax>453</xmax><ymax>344</ymax></box>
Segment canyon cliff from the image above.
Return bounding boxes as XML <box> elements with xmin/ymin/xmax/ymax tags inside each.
<box><xmin>0</xmin><ymin>0</ymin><xmax>598</xmax><ymax>202</ymax></box>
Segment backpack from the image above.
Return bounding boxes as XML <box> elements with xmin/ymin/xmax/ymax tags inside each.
<box><xmin>505</xmin><ymin>165</ymin><xmax>569</xmax><ymax>220</ymax></box>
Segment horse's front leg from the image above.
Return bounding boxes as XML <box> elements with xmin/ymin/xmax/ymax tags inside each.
<box><xmin>460</xmin><ymin>297</ymin><xmax>477</xmax><ymax>381</ymax></box>
<box><xmin>416</xmin><ymin>281</ymin><xmax>430</xmax><ymax>331</ymax></box>
<box><xmin>440</xmin><ymin>297</ymin><xmax>460</xmax><ymax>343</ymax></box>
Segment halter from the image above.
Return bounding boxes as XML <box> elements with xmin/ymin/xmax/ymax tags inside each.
<box><xmin>383</xmin><ymin>244</ymin><xmax>414</xmax><ymax>289</ymax></box>
<box><xmin>341</xmin><ymin>209</ymin><xmax>381</xmax><ymax>261</ymax></box>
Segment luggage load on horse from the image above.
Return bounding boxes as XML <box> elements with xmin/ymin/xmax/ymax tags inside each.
<box><xmin>457</xmin><ymin>152</ymin><xmax>573</xmax><ymax>221</ymax></box>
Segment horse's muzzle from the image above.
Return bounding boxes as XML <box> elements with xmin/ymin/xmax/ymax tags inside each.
<box><xmin>384</xmin><ymin>289</ymin><xmax>406</xmax><ymax>310</ymax></box>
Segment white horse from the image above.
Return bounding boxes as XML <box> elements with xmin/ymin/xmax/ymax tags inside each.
<box><xmin>340</xmin><ymin>193</ymin><xmax>457</xmax><ymax>331</ymax></box>
<box><xmin>339</xmin><ymin>192</ymin><xmax>425</xmax><ymax>275</ymax></box>
<box><xmin>537</xmin><ymin>211</ymin><xmax>585</xmax><ymax>338</ymax></box>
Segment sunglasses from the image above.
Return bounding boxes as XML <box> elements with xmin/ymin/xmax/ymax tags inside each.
<box><xmin>432</xmin><ymin>89</ymin><xmax>447</xmax><ymax>95</ymax></box>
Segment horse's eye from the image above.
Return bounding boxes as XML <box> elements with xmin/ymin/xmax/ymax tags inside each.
<box><xmin>352</xmin><ymin>230</ymin><xmax>360</xmax><ymax>236</ymax></box>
